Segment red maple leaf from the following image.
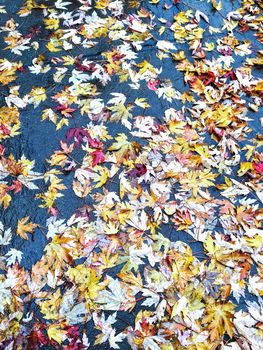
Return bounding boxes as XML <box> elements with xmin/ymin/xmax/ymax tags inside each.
<box><xmin>0</xmin><ymin>124</ymin><xmax>10</xmax><ymax>135</ymax></box>
<box><xmin>8</xmin><ymin>180</ymin><xmax>23</xmax><ymax>194</ymax></box>
<box><xmin>55</xmin><ymin>104</ymin><xmax>76</xmax><ymax>118</ymax></box>
<box><xmin>91</xmin><ymin>149</ymin><xmax>105</xmax><ymax>167</ymax></box>
<box><xmin>66</xmin><ymin>128</ymin><xmax>89</xmax><ymax>147</ymax></box>
<box><xmin>253</xmin><ymin>162</ymin><xmax>263</xmax><ymax>174</ymax></box>
<box><xmin>197</xmin><ymin>72</ymin><xmax>216</xmax><ymax>86</ymax></box>
<box><xmin>147</xmin><ymin>80</ymin><xmax>159</xmax><ymax>91</ymax></box>
<box><xmin>27</xmin><ymin>329</ymin><xmax>48</xmax><ymax>350</ymax></box>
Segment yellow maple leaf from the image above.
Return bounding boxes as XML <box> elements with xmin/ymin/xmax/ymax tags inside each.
<box><xmin>212</xmin><ymin>0</ymin><xmax>222</xmax><ymax>11</ymax></box>
<box><xmin>0</xmin><ymin>67</ymin><xmax>17</xmax><ymax>85</ymax></box>
<box><xmin>134</xmin><ymin>98</ymin><xmax>150</xmax><ymax>109</ymax></box>
<box><xmin>49</xmin><ymin>153</ymin><xmax>67</xmax><ymax>167</ymax></box>
<box><xmin>203</xmin><ymin>301</ymin><xmax>235</xmax><ymax>341</ymax></box>
<box><xmin>44</xmin><ymin>18</ymin><xmax>59</xmax><ymax>30</ymax></box>
<box><xmin>16</xmin><ymin>216</ymin><xmax>38</xmax><ymax>240</ymax></box>
<box><xmin>179</xmin><ymin>170</ymin><xmax>217</xmax><ymax>197</ymax></box>
<box><xmin>46</xmin><ymin>38</ymin><xmax>62</xmax><ymax>52</ymax></box>
<box><xmin>47</xmin><ymin>324</ymin><xmax>67</xmax><ymax>344</ymax></box>
<box><xmin>66</xmin><ymin>265</ymin><xmax>105</xmax><ymax>302</ymax></box>
<box><xmin>137</xmin><ymin>60</ymin><xmax>156</xmax><ymax>75</ymax></box>
<box><xmin>237</xmin><ymin>162</ymin><xmax>252</xmax><ymax>176</ymax></box>
<box><xmin>255</xmin><ymin>81</ymin><xmax>263</xmax><ymax>91</ymax></box>
<box><xmin>0</xmin><ymin>186</ymin><xmax>11</xmax><ymax>208</ymax></box>
<box><xmin>42</xmin><ymin>108</ymin><xmax>58</xmax><ymax>125</ymax></box>
<box><xmin>171</xmin><ymin>51</ymin><xmax>186</xmax><ymax>61</ymax></box>
<box><xmin>29</xmin><ymin>87</ymin><xmax>47</xmax><ymax>106</ymax></box>
<box><xmin>95</xmin><ymin>0</ymin><xmax>109</xmax><ymax>10</ymax></box>
<box><xmin>37</xmin><ymin>177</ymin><xmax>66</xmax><ymax>209</ymax></box>
<box><xmin>245</xmin><ymin>234</ymin><xmax>262</xmax><ymax>249</ymax></box>
<box><xmin>203</xmin><ymin>234</ymin><xmax>218</xmax><ymax>255</ymax></box>
<box><xmin>93</xmin><ymin>167</ymin><xmax>109</xmax><ymax>188</ymax></box>
<box><xmin>56</xmin><ymin>118</ymin><xmax>69</xmax><ymax>130</ymax></box>
<box><xmin>108</xmin><ymin>133</ymin><xmax>139</xmax><ymax>166</ymax></box>
<box><xmin>108</xmin><ymin>103</ymin><xmax>133</xmax><ymax>124</ymax></box>
<box><xmin>39</xmin><ymin>289</ymin><xmax>61</xmax><ymax>320</ymax></box>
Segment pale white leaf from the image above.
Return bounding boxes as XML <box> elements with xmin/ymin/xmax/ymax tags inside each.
<box><xmin>5</xmin><ymin>249</ymin><xmax>23</xmax><ymax>266</ymax></box>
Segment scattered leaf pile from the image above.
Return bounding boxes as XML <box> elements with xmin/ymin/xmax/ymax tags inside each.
<box><xmin>0</xmin><ymin>0</ymin><xmax>262</xmax><ymax>349</ymax></box>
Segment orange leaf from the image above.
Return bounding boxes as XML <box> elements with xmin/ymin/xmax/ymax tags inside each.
<box><xmin>16</xmin><ymin>216</ymin><xmax>38</xmax><ymax>240</ymax></box>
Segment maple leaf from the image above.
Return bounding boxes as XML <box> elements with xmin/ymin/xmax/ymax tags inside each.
<box><xmin>127</xmin><ymin>164</ymin><xmax>147</xmax><ymax>178</ymax></box>
<box><xmin>253</xmin><ymin>162</ymin><xmax>263</xmax><ymax>174</ymax></box>
<box><xmin>44</xmin><ymin>18</ymin><xmax>60</xmax><ymax>30</ymax></box>
<box><xmin>129</xmin><ymin>16</ymin><xmax>148</xmax><ymax>33</ymax></box>
<box><xmin>137</xmin><ymin>60</ymin><xmax>156</xmax><ymax>75</ymax></box>
<box><xmin>237</xmin><ymin>162</ymin><xmax>252</xmax><ymax>176</ymax></box>
<box><xmin>46</xmin><ymin>38</ymin><xmax>62</xmax><ymax>52</ymax></box>
<box><xmin>93</xmin><ymin>167</ymin><xmax>109</xmax><ymax>188</ymax></box>
<box><xmin>96</xmin><ymin>277</ymin><xmax>126</xmax><ymax>311</ymax></box>
<box><xmin>156</xmin><ymin>40</ymin><xmax>177</xmax><ymax>51</ymax></box>
<box><xmin>0</xmin><ymin>66</ymin><xmax>18</xmax><ymax>85</ymax></box>
<box><xmin>29</xmin><ymin>87</ymin><xmax>47</xmax><ymax>107</ymax></box>
<box><xmin>108</xmin><ymin>133</ymin><xmax>139</xmax><ymax>165</ymax></box>
<box><xmin>5</xmin><ymin>248</ymin><xmax>23</xmax><ymax>266</ymax></box>
<box><xmin>197</xmin><ymin>71</ymin><xmax>216</xmax><ymax>86</ymax></box>
<box><xmin>66</xmin><ymin>265</ymin><xmax>105</xmax><ymax>302</ymax></box>
<box><xmin>37</xmin><ymin>175</ymin><xmax>66</xmax><ymax>211</ymax></box>
<box><xmin>47</xmin><ymin>324</ymin><xmax>67</xmax><ymax>345</ymax></box>
<box><xmin>8</xmin><ymin>180</ymin><xmax>23</xmax><ymax>194</ymax></box>
<box><xmin>108</xmin><ymin>133</ymin><xmax>130</xmax><ymax>152</ymax></box>
<box><xmin>109</xmin><ymin>329</ymin><xmax>126</xmax><ymax>349</ymax></box>
<box><xmin>55</xmin><ymin>0</ymin><xmax>72</xmax><ymax>10</ymax></box>
<box><xmin>203</xmin><ymin>234</ymin><xmax>219</xmax><ymax>256</ymax></box>
<box><xmin>66</xmin><ymin>127</ymin><xmax>89</xmax><ymax>147</ymax></box>
<box><xmin>54</xmin><ymin>104</ymin><xmax>76</xmax><ymax>118</ymax></box>
<box><xmin>0</xmin><ymin>189</ymin><xmax>11</xmax><ymax>209</ymax></box>
<box><xmin>211</xmin><ymin>0</ymin><xmax>222</xmax><ymax>11</ymax></box>
<box><xmin>134</xmin><ymin>97</ymin><xmax>150</xmax><ymax>108</ymax></box>
<box><xmin>203</xmin><ymin>301</ymin><xmax>235</xmax><ymax>341</ymax></box>
<box><xmin>94</xmin><ymin>312</ymin><xmax>126</xmax><ymax>349</ymax></box>
<box><xmin>27</xmin><ymin>329</ymin><xmax>48</xmax><ymax>349</ymax></box>
<box><xmin>108</xmin><ymin>103</ymin><xmax>133</xmax><ymax>129</ymax></box>
<box><xmin>42</xmin><ymin>108</ymin><xmax>58</xmax><ymax>125</ymax></box>
<box><xmin>0</xmin><ymin>225</ymin><xmax>12</xmax><ymax>245</ymax></box>
<box><xmin>16</xmin><ymin>216</ymin><xmax>38</xmax><ymax>240</ymax></box>
<box><xmin>118</xmin><ymin>271</ymin><xmax>143</xmax><ymax>288</ymax></box>
<box><xmin>91</xmin><ymin>149</ymin><xmax>105</xmax><ymax>167</ymax></box>
<box><xmin>179</xmin><ymin>170</ymin><xmax>217</xmax><ymax>197</ymax></box>
<box><xmin>73</xmin><ymin>179</ymin><xmax>91</xmax><ymax>198</ymax></box>
<box><xmin>147</xmin><ymin>80</ymin><xmax>159</xmax><ymax>91</ymax></box>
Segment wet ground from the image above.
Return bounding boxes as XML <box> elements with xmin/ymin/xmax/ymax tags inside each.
<box><xmin>0</xmin><ymin>0</ymin><xmax>262</xmax><ymax>349</ymax></box>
